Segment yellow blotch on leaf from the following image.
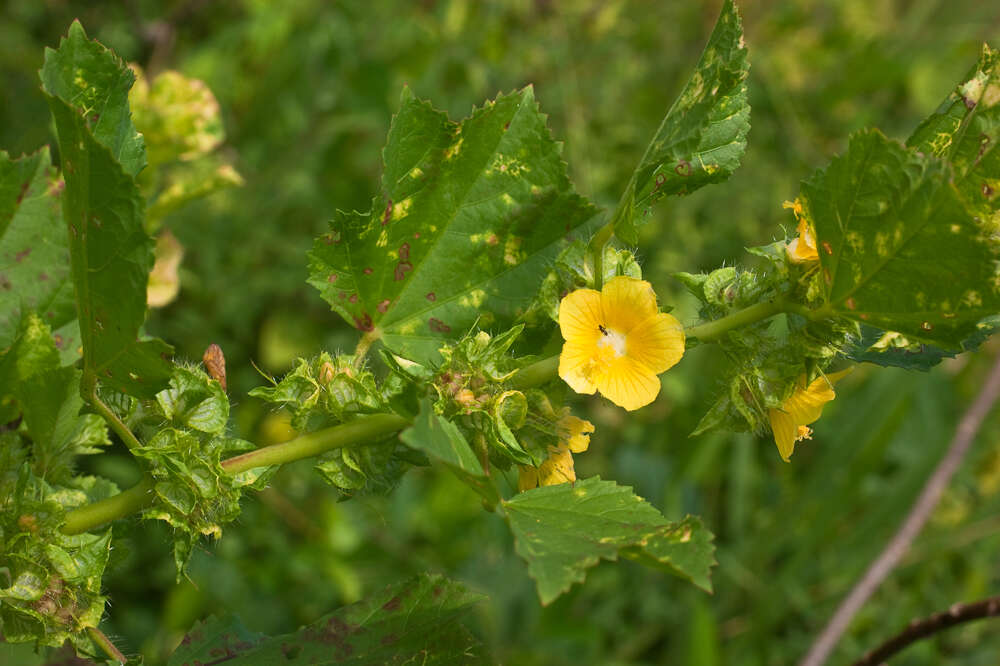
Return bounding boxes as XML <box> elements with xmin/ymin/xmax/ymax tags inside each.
<box><xmin>768</xmin><ymin>369</ymin><xmax>851</xmax><ymax>462</ymax></box>
<box><xmin>558</xmin><ymin>276</ymin><xmax>685</xmax><ymax>411</ymax></box>
<box><xmin>517</xmin><ymin>412</ymin><xmax>594</xmax><ymax>491</ymax></box>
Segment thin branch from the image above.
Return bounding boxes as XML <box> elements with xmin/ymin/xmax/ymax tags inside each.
<box><xmin>61</xmin><ymin>413</ymin><xmax>409</xmax><ymax>535</ymax></box>
<box><xmin>86</xmin><ymin>626</ymin><xmax>126</xmax><ymax>664</ymax></box>
<box><xmin>800</xmin><ymin>352</ymin><xmax>1000</xmax><ymax>666</ymax></box>
<box><xmin>853</xmin><ymin>595</ymin><xmax>1000</xmax><ymax>665</ymax></box>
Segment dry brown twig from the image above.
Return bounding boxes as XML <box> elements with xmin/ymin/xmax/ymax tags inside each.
<box><xmin>800</xmin><ymin>352</ymin><xmax>1000</xmax><ymax>666</ymax></box>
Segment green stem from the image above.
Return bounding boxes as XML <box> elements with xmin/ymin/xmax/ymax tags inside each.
<box><xmin>86</xmin><ymin>626</ymin><xmax>126</xmax><ymax>664</ymax></box>
<box><xmin>221</xmin><ymin>413</ymin><xmax>409</xmax><ymax>474</ymax></box>
<box><xmin>510</xmin><ymin>355</ymin><xmax>560</xmax><ymax>389</ymax></box>
<box><xmin>684</xmin><ymin>299</ymin><xmax>831</xmax><ymax>343</ymax></box>
<box><xmin>81</xmin><ymin>374</ymin><xmax>143</xmax><ymax>452</ymax></box>
<box><xmin>61</xmin><ymin>414</ymin><xmax>410</xmax><ymax>535</ymax></box>
<box><xmin>589</xmin><ymin>221</ymin><xmax>615</xmax><ymax>289</ymax></box>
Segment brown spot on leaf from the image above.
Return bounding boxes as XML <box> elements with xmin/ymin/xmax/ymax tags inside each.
<box><xmin>16</xmin><ymin>181</ymin><xmax>29</xmax><ymax>204</ymax></box>
<box><xmin>394</xmin><ymin>261</ymin><xmax>413</xmax><ymax>281</ymax></box>
<box><xmin>363</xmin><ymin>267</ymin><xmax>373</xmax><ymax>274</ymax></box>
<box><xmin>354</xmin><ymin>313</ymin><xmax>374</xmax><ymax>331</ymax></box>
<box><xmin>382</xmin><ymin>595</ymin><xmax>403</xmax><ymax>612</ymax></box>
<box><xmin>983</xmin><ymin>183</ymin><xmax>994</xmax><ymax>198</ymax></box>
<box><xmin>845</xmin><ymin>297</ymin><xmax>856</xmax><ymax>310</ymax></box>
<box><xmin>413</xmin><ymin>232</ymin><xmax>420</xmax><ymax>239</ymax></box>
<box><xmin>428</xmin><ymin>318</ymin><xmax>451</xmax><ymax>333</ymax></box>
<box><xmin>382</xmin><ymin>199</ymin><xmax>393</xmax><ymax>226</ymax></box>
<box><xmin>821</xmin><ymin>241</ymin><xmax>833</xmax><ymax>255</ymax></box>
<box><xmin>327</xmin><ymin>273</ymin><xmax>337</xmax><ymax>283</ymax></box>
<box><xmin>377</xmin><ymin>299</ymin><xmax>391</xmax><ymax>313</ymax></box>
<box><xmin>654</xmin><ymin>173</ymin><xmax>666</xmax><ymax>188</ymax></box>
<box><xmin>487</xmin><ymin>233</ymin><xmax>499</xmax><ymax>246</ymax></box>
<box><xmin>399</xmin><ymin>243</ymin><xmax>410</xmax><ymax>261</ymax></box>
<box><xmin>338</xmin><ymin>291</ymin><xmax>347</xmax><ymax>300</ymax></box>
<box><xmin>38</xmin><ymin>272</ymin><xmax>48</xmax><ymax>281</ymax></box>
<box><xmin>426</xmin><ymin>292</ymin><xmax>436</xmax><ymax>301</ymax></box>
<box><xmin>0</xmin><ymin>275</ymin><xmax>10</xmax><ymax>291</ymax></box>
<box><xmin>53</xmin><ymin>334</ymin><xmax>64</xmax><ymax>348</ymax></box>
<box><xmin>675</xmin><ymin>160</ymin><xmax>692</xmax><ymax>177</ymax></box>
<box><xmin>15</xmin><ymin>248</ymin><xmax>31</xmax><ymax>263</ymax></box>
<box><xmin>348</xmin><ymin>294</ymin><xmax>359</xmax><ymax>303</ymax></box>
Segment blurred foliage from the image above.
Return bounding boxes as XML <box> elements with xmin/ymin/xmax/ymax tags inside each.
<box><xmin>3</xmin><ymin>0</ymin><xmax>1000</xmax><ymax>664</ymax></box>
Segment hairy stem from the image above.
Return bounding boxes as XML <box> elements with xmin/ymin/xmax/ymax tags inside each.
<box><xmin>86</xmin><ymin>626</ymin><xmax>126</xmax><ymax>664</ymax></box>
<box><xmin>221</xmin><ymin>413</ymin><xmax>408</xmax><ymax>474</ymax></box>
<box><xmin>510</xmin><ymin>355</ymin><xmax>560</xmax><ymax>389</ymax></box>
<box><xmin>853</xmin><ymin>595</ymin><xmax>1000</xmax><ymax>665</ymax></box>
<box><xmin>685</xmin><ymin>299</ymin><xmax>829</xmax><ymax>343</ymax></box>
<box><xmin>61</xmin><ymin>413</ymin><xmax>410</xmax><ymax>535</ymax></box>
<box><xmin>801</xmin><ymin>352</ymin><xmax>1000</xmax><ymax>666</ymax></box>
<box><xmin>81</xmin><ymin>375</ymin><xmax>143</xmax><ymax>452</ymax></box>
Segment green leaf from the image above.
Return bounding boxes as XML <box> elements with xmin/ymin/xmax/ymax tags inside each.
<box><xmin>308</xmin><ymin>86</ymin><xmax>600</xmax><ymax>364</ymax></box>
<box><xmin>400</xmin><ymin>397</ymin><xmax>498</xmax><ymax>505</ymax></box>
<box><xmin>166</xmin><ymin>614</ymin><xmax>266</xmax><ymax>666</ymax></box>
<box><xmin>503</xmin><ymin>476</ymin><xmax>716</xmax><ymax>604</ymax></box>
<box><xmin>39</xmin><ymin>21</ymin><xmax>146</xmax><ymax>177</ymax></box>
<box><xmin>846</xmin><ymin>317</ymin><xmax>1000</xmax><ymax>371</ymax></box>
<box><xmin>40</xmin><ymin>21</ymin><xmax>172</xmax><ymax>398</ymax></box>
<box><xmin>907</xmin><ymin>44</ymin><xmax>1000</xmax><ymax>221</ymax></box>
<box><xmin>613</xmin><ymin>0</ymin><xmax>749</xmax><ymax>244</ymax></box>
<box><xmin>167</xmin><ymin>574</ymin><xmax>487</xmax><ymax>666</ymax></box>
<box><xmin>0</xmin><ymin>149</ymin><xmax>78</xmax><ymax>357</ymax></box>
<box><xmin>801</xmin><ymin>129</ymin><xmax>1000</xmax><ymax>348</ymax></box>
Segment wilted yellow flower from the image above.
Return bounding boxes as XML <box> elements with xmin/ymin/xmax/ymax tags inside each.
<box><xmin>783</xmin><ymin>199</ymin><xmax>818</xmax><ymax>263</ymax></box>
<box><xmin>147</xmin><ymin>230</ymin><xmax>184</xmax><ymax>308</ymax></box>
<box><xmin>558</xmin><ymin>276</ymin><xmax>684</xmax><ymax>411</ymax></box>
<box><xmin>768</xmin><ymin>369</ymin><xmax>851</xmax><ymax>461</ymax></box>
<box><xmin>518</xmin><ymin>413</ymin><xmax>595</xmax><ymax>491</ymax></box>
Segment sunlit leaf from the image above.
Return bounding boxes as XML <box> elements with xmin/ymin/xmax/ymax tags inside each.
<box><xmin>308</xmin><ymin>86</ymin><xmax>600</xmax><ymax>364</ymax></box>
<box><xmin>40</xmin><ymin>21</ymin><xmax>172</xmax><ymax>398</ymax></box>
<box><xmin>503</xmin><ymin>476</ymin><xmax>715</xmax><ymax>604</ymax></box>
<box><xmin>801</xmin><ymin>129</ymin><xmax>1000</xmax><ymax>348</ymax></box>
<box><xmin>613</xmin><ymin>0</ymin><xmax>750</xmax><ymax>244</ymax></box>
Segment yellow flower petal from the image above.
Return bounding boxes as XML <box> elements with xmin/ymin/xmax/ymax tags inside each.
<box><xmin>517</xmin><ymin>465</ymin><xmax>539</xmax><ymax>492</ymax></box>
<box><xmin>596</xmin><ymin>355</ymin><xmax>661</xmax><ymax>411</ymax></box>
<box><xmin>537</xmin><ymin>446</ymin><xmax>576</xmax><ymax>486</ymax></box>
<box><xmin>558</xmin><ymin>340</ymin><xmax>600</xmax><ymax>395</ymax></box>
<box><xmin>559</xmin><ymin>287</ymin><xmax>604</xmax><ymax>343</ymax></box>
<box><xmin>625</xmin><ymin>312</ymin><xmax>686</xmax><ymax>374</ymax></box>
<box><xmin>768</xmin><ymin>369</ymin><xmax>851</xmax><ymax>461</ymax></box>
<box><xmin>768</xmin><ymin>408</ymin><xmax>798</xmax><ymax>462</ymax></box>
<box><xmin>787</xmin><ymin>216</ymin><xmax>819</xmax><ymax>263</ymax></box>
<box><xmin>600</xmin><ymin>276</ymin><xmax>659</xmax><ymax>333</ymax></box>
<box><xmin>559</xmin><ymin>414</ymin><xmax>594</xmax><ymax>453</ymax></box>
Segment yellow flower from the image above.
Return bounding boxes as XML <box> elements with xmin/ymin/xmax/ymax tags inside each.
<box><xmin>783</xmin><ymin>199</ymin><xmax>819</xmax><ymax>263</ymax></box>
<box><xmin>768</xmin><ymin>369</ymin><xmax>851</xmax><ymax>461</ymax></box>
<box><xmin>518</xmin><ymin>413</ymin><xmax>594</xmax><ymax>491</ymax></box>
<box><xmin>558</xmin><ymin>276</ymin><xmax>685</xmax><ymax>411</ymax></box>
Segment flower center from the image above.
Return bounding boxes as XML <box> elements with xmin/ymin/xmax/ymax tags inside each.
<box><xmin>596</xmin><ymin>325</ymin><xmax>627</xmax><ymax>358</ymax></box>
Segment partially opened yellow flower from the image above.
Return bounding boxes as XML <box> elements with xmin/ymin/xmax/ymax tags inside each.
<box><xmin>768</xmin><ymin>369</ymin><xmax>851</xmax><ymax>461</ymax></box>
<box><xmin>558</xmin><ymin>276</ymin><xmax>684</xmax><ymax>411</ymax></box>
<box><xmin>518</xmin><ymin>413</ymin><xmax>594</xmax><ymax>491</ymax></box>
<box><xmin>783</xmin><ymin>199</ymin><xmax>819</xmax><ymax>263</ymax></box>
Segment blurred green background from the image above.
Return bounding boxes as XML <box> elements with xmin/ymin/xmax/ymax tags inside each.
<box><xmin>3</xmin><ymin>1</ymin><xmax>1000</xmax><ymax>664</ymax></box>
